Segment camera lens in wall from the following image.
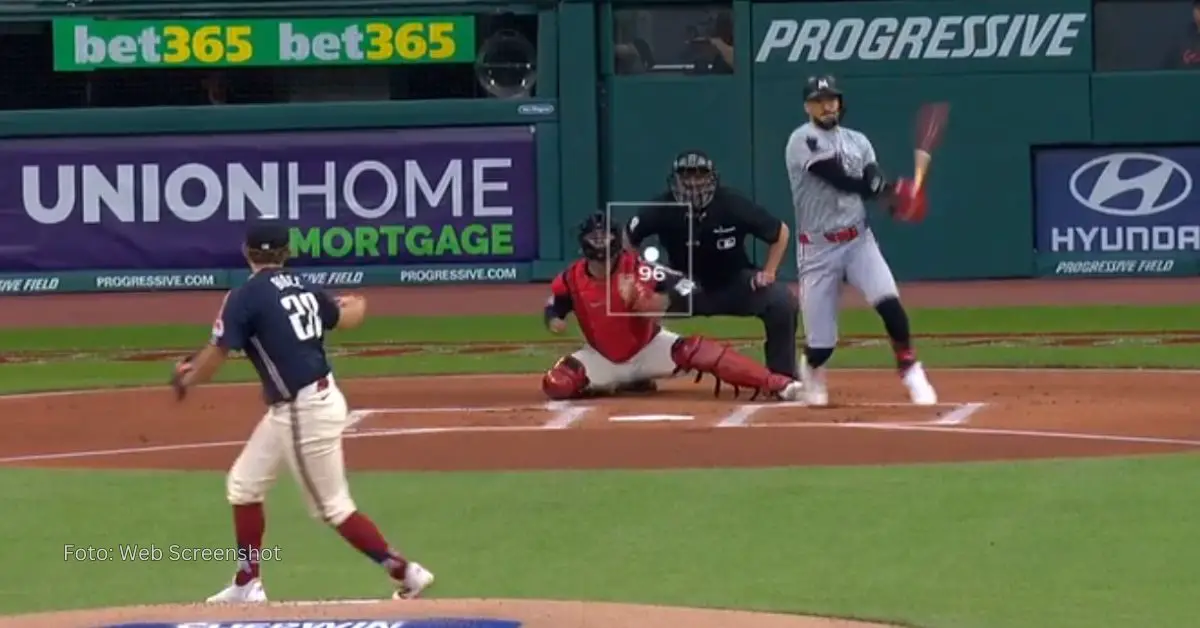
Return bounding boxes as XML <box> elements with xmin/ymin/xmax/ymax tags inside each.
<box><xmin>475</xmin><ymin>29</ymin><xmax>537</xmax><ymax>99</ymax></box>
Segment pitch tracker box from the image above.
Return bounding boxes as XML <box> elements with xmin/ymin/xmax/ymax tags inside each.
<box><xmin>605</xmin><ymin>201</ymin><xmax>696</xmax><ymax>318</ymax></box>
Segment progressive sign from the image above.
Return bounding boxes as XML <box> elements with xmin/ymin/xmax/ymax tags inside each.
<box><xmin>1032</xmin><ymin>147</ymin><xmax>1200</xmax><ymax>277</ymax></box>
<box><xmin>0</xmin><ymin>126</ymin><xmax>537</xmax><ymax>272</ymax></box>
<box><xmin>752</xmin><ymin>0</ymin><xmax>1091</xmax><ymax>76</ymax></box>
<box><xmin>52</xmin><ymin>16</ymin><xmax>475</xmax><ymax>69</ymax></box>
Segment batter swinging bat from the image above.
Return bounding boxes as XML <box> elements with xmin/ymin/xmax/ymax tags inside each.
<box><xmin>912</xmin><ymin>102</ymin><xmax>950</xmax><ymax>195</ymax></box>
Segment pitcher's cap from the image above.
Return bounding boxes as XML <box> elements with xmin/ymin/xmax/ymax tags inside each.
<box><xmin>245</xmin><ymin>224</ymin><xmax>289</xmax><ymax>252</ymax></box>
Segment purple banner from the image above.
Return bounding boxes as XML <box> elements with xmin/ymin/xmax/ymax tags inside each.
<box><xmin>1033</xmin><ymin>147</ymin><xmax>1199</xmax><ymax>255</ymax></box>
<box><xmin>0</xmin><ymin>126</ymin><xmax>538</xmax><ymax>271</ymax></box>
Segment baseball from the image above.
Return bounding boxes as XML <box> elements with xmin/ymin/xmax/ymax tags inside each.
<box><xmin>643</xmin><ymin>246</ymin><xmax>660</xmax><ymax>263</ymax></box>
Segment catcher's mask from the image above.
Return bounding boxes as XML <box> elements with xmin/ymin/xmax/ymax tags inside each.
<box><xmin>577</xmin><ymin>212</ymin><xmax>622</xmax><ymax>264</ymax></box>
<box><xmin>803</xmin><ymin>75</ymin><xmax>844</xmax><ymax>130</ymax></box>
<box><xmin>668</xmin><ymin>150</ymin><xmax>718</xmax><ymax>211</ymax></box>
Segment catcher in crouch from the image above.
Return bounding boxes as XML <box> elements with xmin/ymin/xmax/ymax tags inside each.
<box><xmin>541</xmin><ymin>213</ymin><xmax>804</xmax><ymax>402</ymax></box>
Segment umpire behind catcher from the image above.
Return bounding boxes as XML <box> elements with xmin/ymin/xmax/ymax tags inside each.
<box><xmin>625</xmin><ymin>150</ymin><xmax>799</xmax><ymax>378</ymax></box>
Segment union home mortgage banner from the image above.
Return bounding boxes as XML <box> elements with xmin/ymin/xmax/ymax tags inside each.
<box><xmin>752</xmin><ymin>0</ymin><xmax>1092</xmax><ymax>76</ymax></box>
<box><xmin>0</xmin><ymin>126</ymin><xmax>537</xmax><ymax>271</ymax></box>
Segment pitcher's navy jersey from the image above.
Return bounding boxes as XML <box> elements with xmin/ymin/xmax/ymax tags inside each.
<box><xmin>211</xmin><ymin>269</ymin><xmax>340</xmax><ymax>404</ymax></box>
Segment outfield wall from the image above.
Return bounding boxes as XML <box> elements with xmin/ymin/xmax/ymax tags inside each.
<box><xmin>0</xmin><ymin>0</ymin><xmax>1195</xmax><ymax>294</ymax></box>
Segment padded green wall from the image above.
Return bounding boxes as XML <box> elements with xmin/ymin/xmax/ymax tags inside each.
<box><xmin>752</xmin><ymin>74</ymin><xmax>1093</xmax><ymax>280</ymax></box>
<box><xmin>9</xmin><ymin>0</ymin><xmax>1200</xmax><ymax>282</ymax></box>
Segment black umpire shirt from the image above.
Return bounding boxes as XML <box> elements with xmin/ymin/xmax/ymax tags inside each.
<box><xmin>626</xmin><ymin>187</ymin><xmax>783</xmax><ymax>291</ymax></box>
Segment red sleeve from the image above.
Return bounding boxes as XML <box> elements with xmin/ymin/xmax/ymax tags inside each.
<box><xmin>550</xmin><ymin>269</ymin><xmax>570</xmax><ymax>298</ymax></box>
<box><xmin>545</xmin><ymin>269</ymin><xmax>574</xmax><ymax>322</ymax></box>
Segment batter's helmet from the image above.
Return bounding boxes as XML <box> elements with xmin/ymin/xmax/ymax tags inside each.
<box><xmin>804</xmin><ymin>75</ymin><xmax>845</xmax><ymax>127</ymax></box>
<box><xmin>577</xmin><ymin>212</ymin><xmax>622</xmax><ymax>263</ymax></box>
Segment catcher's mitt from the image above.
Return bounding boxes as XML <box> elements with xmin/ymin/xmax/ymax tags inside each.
<box><xmin>617</xmin><ymin>272</ymin><xmax>661</xmax><ymax>313</ymax></box>
<box><xmin>889</xmin><ymin>178</ymin><xmax>928</xmax><ymax>223</ymax></box>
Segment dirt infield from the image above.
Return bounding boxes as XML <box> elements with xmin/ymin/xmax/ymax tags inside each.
<box><xmin>3</xmin><ymin>371</ymin><xmax>1197</xmax><ymax>472</ymax></box>
<box><xmin>1</xmin><ymin>278</ymin><xmax>1197</xmax><ymax>627</ymax></box>
<box><xmin>0</xmin><ymin>599</ymin><xmax>903</xmax><ymax>628</ymax></box>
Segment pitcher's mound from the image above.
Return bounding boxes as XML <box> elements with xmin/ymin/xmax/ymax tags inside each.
<box><xmin>0</xmin><ymin>598</ymin><xmax>901</xmax><ymax>628</ymax></box>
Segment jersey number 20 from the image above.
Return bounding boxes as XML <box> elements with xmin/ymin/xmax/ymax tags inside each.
<box><xmin>281</xmin><ymin>293</ymin><xmax>323</xmax><ymax>341</ymax></box>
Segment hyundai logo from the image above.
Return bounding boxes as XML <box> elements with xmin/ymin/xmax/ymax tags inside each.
<box><xmin>1068</xmin><ymin>152</ymin><xmax>1192</xmax><ymax>217</ymax></box>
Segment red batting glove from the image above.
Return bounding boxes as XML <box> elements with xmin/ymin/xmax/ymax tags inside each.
<box><xmin>891</xmin><ymin>178</ymin><xmax>928</xmax><ymax>223</ymax></box>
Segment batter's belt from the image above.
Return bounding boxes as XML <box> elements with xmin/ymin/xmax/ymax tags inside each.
<box><xmin>797</xmin><ymin>225</ymin><xmax>860</xmax><ymax>244</ymax></box>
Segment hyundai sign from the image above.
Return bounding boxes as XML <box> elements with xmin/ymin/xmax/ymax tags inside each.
<box><xmin>1033</xmin><ymin>147</ymin><xmax>1200</xmax><ymax>277</ymax></box>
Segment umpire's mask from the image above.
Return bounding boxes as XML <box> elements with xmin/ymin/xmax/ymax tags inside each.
<box><xmin>668</xmin><ymin>150</ymin><xmax>718</xmax><ymax>211</ymax></box>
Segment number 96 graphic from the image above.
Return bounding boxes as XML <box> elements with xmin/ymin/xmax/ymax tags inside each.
<box><xmin>637</xmin><ymin>264</ymin><xmax>667</xmax><ymax>282</ymax></box>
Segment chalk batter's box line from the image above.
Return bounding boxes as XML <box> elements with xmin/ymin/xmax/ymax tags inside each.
<box><xmin>733</xmin><ymin>401</ymin><xmax>988</xmax><ymax>428</ymax></box>
<box><xmin>352</xmin><ymin>405</ymin><xmax>553</xmax><ymax>415</ymax></box>
<box><xmin>605</xmin><ymin>201</ymin><xmax>695</xmax><ymax>319</ymax></box>
<box><xmin>346</xmin><ymin>402</ymin><xmax>982</xmax><ymax>435</ymax></box>
<box><xmin>5</xmin><ymin>418</ymin><xmax>1189</xmax><ymax>465</ymax></box>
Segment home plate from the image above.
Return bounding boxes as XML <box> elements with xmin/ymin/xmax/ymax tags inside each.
<box><xmin>609</xmin><ymin>414</ymin><xmax>694</xmax><ymax>422</ymax></box>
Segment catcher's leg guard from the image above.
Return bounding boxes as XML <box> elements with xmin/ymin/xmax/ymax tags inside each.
<box><xmin>671</xmin><ymin>335</ymin><xmax>796</xmax><ymax>400</ymax></box>
<box><xmin>542</xmin><ymin>355</ymin><xmax>590</xmax><ymax>400</ymax></box>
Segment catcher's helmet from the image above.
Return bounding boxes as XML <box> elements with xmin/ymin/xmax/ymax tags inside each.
<box><xmin>668</xmin><ymin>149</ymin><xmax>719</xmax><ymax>210</ymax></box>
<box><xmin>804</xmin><ymin>75</ymin><xmax>844</xmax><ymax>128</ymax></box>
<box><xmin>577</xmin><ymin>212</ymin><xmax>622</xmax><ymax>263</ymax></box>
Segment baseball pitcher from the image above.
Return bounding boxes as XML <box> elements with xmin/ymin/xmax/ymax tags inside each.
<box><xmin>541</xmin><ymin>212</ymin><xmax>804</xmax><ymax>402</ymax></box>
<box><xmin>170</xmin><ymin>224</ymin><xmax>434</xmax><ymax>603</ymax></box>
<box><xmin>784</xmin><ymin>75</ymin><xmax>937</xmax><ymax>406</ymax></box>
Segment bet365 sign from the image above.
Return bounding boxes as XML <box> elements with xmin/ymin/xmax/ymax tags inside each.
<box><xmin>52</xmin><ymin>16</ymin><xmax>475</xmax><ymax>70</ymax></box>
<box><xmin>752</xmin><ymin>0</ymin><xmax>1091</xmax><ymax>76</ymax></box>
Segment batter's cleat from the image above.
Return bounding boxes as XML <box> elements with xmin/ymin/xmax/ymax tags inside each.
<box><xmin>392</xmin><ymin>562</ymin><xmax>435</xmax><ymax>600</ymax></box>
<box><xmin>205</xmin><ymin>578</ymin><xmax>267</xmax><ymax>603</ymax></box>
<box><xmin>799</xmin><ymin>356</ymin><xmax>829</xmax><ymax>407</ymax></box>
<box><xmin>778</xmin><ymin>380</ymin><xmax>805</xmax><ymax>402</ymax></box>
<box><xmin>902</xmin><ymin>362</ymin><xmax>938</xmax><ymax>405</ymax></box>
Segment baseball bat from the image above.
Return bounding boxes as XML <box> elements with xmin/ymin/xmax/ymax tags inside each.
<box><xmin>911</xmin><ymin>102</ymin><xmax>950</xmax><ymax>195</ymax></box>
<box><xmin>912</xmin><ymin>149</ymin><xmax>932</xmax><ymax>195</ymax></box>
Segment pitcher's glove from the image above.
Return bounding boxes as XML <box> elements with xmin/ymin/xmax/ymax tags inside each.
<box><xmin>888</xmin><ymin>178</ymin><xmax>928</xmax><ymax>223</ymax></box>
<box><xmin>170</xmin><ymin>353</ymin><xmax>196</xmax><ymax>401</ymax></box>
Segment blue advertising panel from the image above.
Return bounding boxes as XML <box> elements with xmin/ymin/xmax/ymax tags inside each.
<box><xmin>1033</xmin><ymin>147</ymin><xmax>1200</xmax><ymax>276</ymax></box>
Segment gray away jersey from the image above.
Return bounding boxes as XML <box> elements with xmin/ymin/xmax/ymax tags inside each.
<box><xmin>784</xmin><ymin>123</ymin><xmax>877</xmax><ymax>234</ymax></box>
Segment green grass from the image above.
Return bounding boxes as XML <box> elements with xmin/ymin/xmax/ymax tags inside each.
<box><xmin>5</xmin><ymin>304</ymin><xmax>1199</xmax><ymax>352</ymax></box>
<box><xmin>0</xmin><ymin>341</ymin><xmax>1198</xmax><ymax>394</ymax></box>
<box><xmin>0</xmin><ymin>303</ymin><xmax>1198</xmax><ymax>393</ymax></box>
<box><xmin>1</xmin><ymin>304</ymin><xmax>1198</xmax><ymax>627</ymax></box>
<box><xmin>3</xmin><ymin>457</ymin><xmax>1199</xmax><ymax>627</ymax></box>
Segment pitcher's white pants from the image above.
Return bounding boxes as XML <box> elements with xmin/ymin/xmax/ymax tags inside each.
<box><xmin>225</xmin><ymin>374</ymin><xmax>357</xmax><ymax>526</ymax></box>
